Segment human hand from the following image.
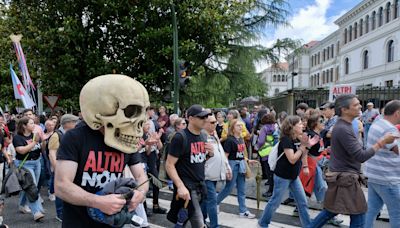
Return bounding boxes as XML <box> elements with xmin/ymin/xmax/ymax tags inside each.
<box><xmin>177</xmin><ymin>186</ymin><xmax>191</xmax><ymax>201</ymax></box>
<box><xmin>248</xmin><ymin>159</ymin><xmax>258</xmax><ymax>165</ymax></box>
<box><xmin>205</xmin><ymin>142</ymin><xmax>214</xmax><ymax>157</ymax></box>
<box><xmin>382</xmin><ymin>132</ymin><xmax>400</xmax><ymax>145</ymax></box>
<box><xmin>128</xmin><ymin>190</ymin><xmax>145</xmax><ymax>212</ymax></box>
<box><xmin>226</xmin><ymin>170</ymin><xmax>232</xmax><ymax>181</ymax></box>
<box><xmin>309</xmin><ymin>134</ymin><xmax>320</xmax><ymax>147</ymax></box>
<box><xmin>302</xmin><ymin>167</ymin><xmax>310</xmax><ymax>176</ymax></box>
<box><xmin>96</xmin><ymin>194</ymin><xmax>126</xmax><ymax>215</ymax></box>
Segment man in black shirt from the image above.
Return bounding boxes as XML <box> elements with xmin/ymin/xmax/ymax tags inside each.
<box><xmin>55</xmin><ymin>75</ymin><xmax>149</xmax><ymax>228</ymax></box>
<box><xmin>166</xmin><ymin>104</ymin><xmax>213</xmax><ymax>227</ymax></box>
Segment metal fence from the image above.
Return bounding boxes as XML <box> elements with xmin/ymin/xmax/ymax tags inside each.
<box><xmin>262</xmin><ymin>86</ymin><xmax>400</xmax><ymax>114</ymax></box>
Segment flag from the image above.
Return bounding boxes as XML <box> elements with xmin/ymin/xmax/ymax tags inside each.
<box><xmin>10</xmin><ymin>64</ymin><xmax>36</xmax><ymax>109</ymax></box>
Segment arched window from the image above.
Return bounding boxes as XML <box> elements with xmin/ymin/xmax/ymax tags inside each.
<box><xmin>273</xmin><ymin>75</ymin><xmax>276</xmax><ymax>82</ymax></box>
<box><xmin>379</xmin><ymin>7</ymin><xmax>384</xmax><ymax>26</ymax></box>
<box><xmin>344</xmin><ymin>28</ymin><xmax>348</xmax><ymax>44</ymax></box>
<box><xmin>323</xmin><ymin>49</ymin><xmax>326</xmax><ymax>61</ymax></box>
<box><xmin>331</xmin><ymin>44</ymin><xmax>334</xmax><ymax>58</ymax></box>
<box><xmin>317</xmin><ymin>73</ymin><xmax>320</xmax><ymax>85</ymax></box>
<box><xmin>359</xmin><ymin>19</ymin><xmax>363</xmax><ymax>36</ymax></box>
<box><xmin>372</xmin><ymin>11</ymin><xmax>376</xmax><ymax>30</ymax></box>
<box><xmin>349</xmin><ymin>25</ymin><xmax>353</xmax><ymax>41</ymax></box>
<box><xmin>277</xmin><ymin>75</ymin><xmax>281</xmax><ymax>82</ymax></box>
<box><xmin>354</xmin><ymin>22</ymin><xmax>358</xmax><ymax>39</ymax></box>
<box><xmin>395</xmin><ymin>0</ymin><xmax>399</xmax><ymax>19</ymax></box>
<box><xmin>327</xmin><ymin>47</ymin><xmax>330</xmax><ymax>60</ymax></box>
<box><xmin>318</xmin><ymin>52</ymin><xmax>320</xmax><ymax>64</ymax></box>
<box><xmin>363</xmin><ymin>50</ymin><xmax>369</xmax><ymax>69</ymax></box>
<box><xmin>387</xmin><ymin>40</ymin><xmax>394</xmax><ymax>62</ymax></box>
<box><xmin>386</xmin><ymin>2</ymin><xmax>391</xmax><ymax>23</ymax></box>
<box><xmin>365</xmin><ymin>15</ymin><xmax>369</xmax><ymax>33</ymax></box>
<box><xmin>330</xmin><ymin>68</ymin><xmax>333</xmax><ymax>82</ymax></box>
<box><xmin>345</xmin><ymin>58</ymin><xmax>349</xmax><ymax>74</ymax></box>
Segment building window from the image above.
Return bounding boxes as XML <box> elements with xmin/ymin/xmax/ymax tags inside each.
<box><xmin>318</xmin><ymin>52</ymin><xmax>320</xmax><ymax>64</ymax></box>
<box><xmin>327</xmin><ymin>47</ymin><xmax>330</xmax><ymax>60</ymax></box>
<box><xmin>379</xmin><ymin>7</ymin><xmax>383</xmax><ymax>26</ymax></box>
<box><xmin>396</xmin><ymin>0</ymin><xmax>399</xmax><ymax>19</ymax></box>
<box><xmin>387</xmin><ymin>40</ymin><xmax>394</xmax><ymax>62</ymax></box>
<box><xmin>337</xmin><ymin>41</ymin><xmax>340</xmax><ymax>54</ymax></box>
<box><xmin>345</xmin><ymin>58</ymin><xmax>349</xmax><ymax>74</ymax></box>
<box><xmin>386</xmin><ymin>2</ymin><xmax>391</xmax><ymax>23</ymax></box>
<box><xmin>354</xmin><ymin>22</ymin><xmax>358</xmax><ymax>39</ymax></box>
<box><xmin>359</xmin><ymin>19</ymin><xmax>363</xmax><ymax>36</ymax></box>
<box><xmin>273</xmin><ymin>75</ymin><xmax>276</xmax><ymax>82</ymax></box>
<box><xmin>372</xmin><ymin>11</ymin><xmax>376</xmax><ymax>30</ymax></box>
<box><xmin>274</xmin><ymin>88</ymin><xmax>280</xmax><ymax>95</ymax></box>
<box><xmin>344</xmin><ymin>28</ymin><xmax>348</xmax><ymax>44</ymax></box>
<box><xmin>322</xmin><ymin>71</ymin><xmax>326</xmax><ymax>84</ymax></box>
<box><xmin>349</xmin><ymin>25</ymin><xmax>353</xmax><ymax>41</ymax></box>
<box><xmin>365</xmin><ymin>15</ymin><xmax>369</xmax><ymax>33</ymax></box>
<box><xmin>335</xmin><ymin>66</ymin><xmax>339</xmax><ymax>81</ymax></box>
<box><xmin>278</xmin><ymin>75</ymin><xmax>281</xmax><ymax>82</ymax></box>
<box><xmin>317</xmin><ymin>73</ymin><xmax>320</xmax><ymax>85</ymax></box>
<box><xmin>331</xmin><ymin>44</ymin><xmax>334</xmax><ymax>58</ymax></box>
<box><xmin>385</xmin><ymin>80</ymin><xmax>393</xmax><ymax>87</ymax></box>
<box><xmin>330</xmin><ymin>68</ymin><xmax>333</xmax><ymax>82</ymax></box>
<box><xmin>363</xmin><ymin>50</ymin><xmax>369</xmax><ymax>69</ymax></box>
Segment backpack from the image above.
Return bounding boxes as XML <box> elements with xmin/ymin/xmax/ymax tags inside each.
<box><xmin>258</xmin><ymin>134</ymin><xmax>275</xmax><ymax>158</ymax></box>
<box><xmin>267</xmin><ymin>142</ymin><xmax>284</xmax><ymax>171</ymax></box>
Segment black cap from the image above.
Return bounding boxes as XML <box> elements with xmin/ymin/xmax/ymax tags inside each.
<box><xmin>320</xmin><ymin>102</ymin><xmax>335</xmax><ymax>109</ymax></box>
<box><xmin>187</xmin><ymin>104</ymin><xmax>211</xmax><ymax>118</ymax></box>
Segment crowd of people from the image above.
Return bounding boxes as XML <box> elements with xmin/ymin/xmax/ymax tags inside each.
<box><xmin>0</xmin><ymin>95</ymin><xmax>399</xmax><ymax>228</ymax></box>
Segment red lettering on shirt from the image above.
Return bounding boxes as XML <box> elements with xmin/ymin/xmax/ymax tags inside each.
<box><xmin>84</xmin><ymin>150</ymin><xmax>97</xmax><ymax>172</ymax></box>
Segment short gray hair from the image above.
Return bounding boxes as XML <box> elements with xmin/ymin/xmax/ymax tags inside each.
<box><xmin>335</xmin><ymin>94</ymin><xmax>357</xmax><ymax>116</ymax></box>
<box><xmin>169</xmin><ymin>114</ymin><xmax>179</xmax><ymax>122</ymax></box>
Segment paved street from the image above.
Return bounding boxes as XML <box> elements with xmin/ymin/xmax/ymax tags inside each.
<box><xmin>3</xmin><ymin>178</ymin><xmax>391</xmax><ymax>228</ymax></box>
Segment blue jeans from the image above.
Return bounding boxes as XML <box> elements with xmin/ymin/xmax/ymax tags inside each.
<box><xmin>309</xmin><ymin>209</ymin><xmax>365</xmax><ymax>228</ymax></box>
<box><xmin>217</xmin><ymin>160</ymin><xmax>247</xmax><ymax>213</ymax></box>
<box><xmin>50</xmin><ymin>172</ymin><xmax>64</xmax><ymax>218</ymax></box>
<box><xmin>258</xmin><ymin>175</ymin><xmax>310</xmax><ymax>227</ymax></box>
<box><xmin>14</xmin><ymin>159</ymin><xmax>43</xmax><ymax>215</ymax></box>
<box><xmin>201</xmin><ymin>180</ymin><xmax>219</xmax><ymax>228</ymax></box>
<box><xmin>365</xmin><ymin>182</ymin><xmax>400</xmax><ymax>228</ymax></box>
<box><xmin>313</xmin><ymin>164</ymin><xmax>327</xmax><ymax>202</ymax></box>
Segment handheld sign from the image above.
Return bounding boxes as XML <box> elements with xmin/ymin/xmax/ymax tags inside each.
<box><xmin>329</xmin><ymin>84</ymin><xmax>356</xmax><ymax>101</ymax></box>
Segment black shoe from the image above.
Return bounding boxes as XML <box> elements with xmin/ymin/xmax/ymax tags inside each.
<box><xmin>282</xmin><ymin>198</ymin><xmax>294</xmax><ymax>205</ymax></box>
<box><xmin>153</xmin><ymin>206</ymin><xmax>167</xmax><ymax>214</ymax></box>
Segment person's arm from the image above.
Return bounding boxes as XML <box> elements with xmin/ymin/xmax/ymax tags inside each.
<box><xmin>14</xmin><ymin>135</ymin><xmax>39</xmax><ymax>155</ymax></box>
<box><xmin>284</xmin><ymin>147</ymin><xmax>305</xmax><ymax>165</ymax></box>
<box><xmin>256</xmin><ymin>127</ymin><xmax>267</xmax><ymax>149</ymax></box>
<box><xmin>127</xmin><ymin>162</ymin><xmax>148</xmax><ymax>211</ymax></box>
<box><xmin>55</xmin><ymin>160</ymin><xmax>126</xmax><ymax>215</ymax></box>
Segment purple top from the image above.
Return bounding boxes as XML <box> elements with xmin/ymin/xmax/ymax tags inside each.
<box><xmin>257</xmin><ymin>124</ymin><xmax>276</xmax><ymax>149</ymax></box>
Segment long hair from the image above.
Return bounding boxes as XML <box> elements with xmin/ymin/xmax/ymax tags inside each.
<box><xmin>280</xmin><ymin>115</ymin><xmax>301</xmax><ymax>140</ymax></box>
<box><xmin>16</xmin><ymin>117</ymin><xmax>31</xmax><ymax>136</ymax></box>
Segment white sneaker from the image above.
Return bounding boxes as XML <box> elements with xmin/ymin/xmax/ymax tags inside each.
<box><xmin>49</xmin><ymin>194</ymin><xmax>56</xmax><ymax>201</ymax></box>
<box><xmin>18</xmin><ymin>205</ymin><xmax>31</xmax><ymax>214</ymax></box>
<box><xmin>33</xmin><ymin>212</ymin><xmax>45</xmax><ymax>221</ymax></box>
<box><xmin>239</xmin><ymin>211</ymin><xmax>256</xmax><ymax>219</ymax></box>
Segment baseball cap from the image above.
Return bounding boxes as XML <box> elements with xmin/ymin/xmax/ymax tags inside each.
<box><xmin>60</xmin><ymin>114</ymin><xmax>79</xmax><ymax>125</ymax></box>
<box><xmin>187</xmin><ymin>104</ymin><xmax>211</xmax><ymax>118</ymax></box>
<box><xmin>320</xmin><ymin>102</ymin><xmax>335</xmax><ymax>109</ymax></box>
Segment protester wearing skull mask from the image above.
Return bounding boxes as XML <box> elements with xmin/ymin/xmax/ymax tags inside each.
<box><xmin>55</xmin><ymin>75</ymin><xmax>149</xmax><ymax>228</ymax></box>
<box><xmin>166</xmin><ymin>104</ymin><xmax>213</xmax><ymax>228</ymax></box>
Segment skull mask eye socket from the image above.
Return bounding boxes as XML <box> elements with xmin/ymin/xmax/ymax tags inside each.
<box><xmin>124</xmin><ymin>105</ymin><xmax>142</xmax><ymax>118</ymax></box>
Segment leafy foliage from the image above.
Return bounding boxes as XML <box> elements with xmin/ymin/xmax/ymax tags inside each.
<box><xmin>0</xmin><ymin>0</ymin><xmax>300</xmax><ymax>110</ymax></box>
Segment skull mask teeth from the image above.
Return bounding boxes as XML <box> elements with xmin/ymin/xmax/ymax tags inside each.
<box><xmin>80</xmin><ymin>74</ymin><xmax>150</xmax><ymax>153</ymax></box>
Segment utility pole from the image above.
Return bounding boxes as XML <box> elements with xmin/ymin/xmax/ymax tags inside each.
<box><xmin>172</xmin><ymin>4</ymin><xmax>179</xmax><ymax>114</ymax></box>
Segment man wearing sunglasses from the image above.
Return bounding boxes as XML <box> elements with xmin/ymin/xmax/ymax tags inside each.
<box><xmin>166</xmin><ymin>104</ymin><xmax>213</xmax><ymax>227</ymax></box>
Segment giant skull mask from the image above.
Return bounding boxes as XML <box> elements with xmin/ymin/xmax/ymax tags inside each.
<box><xmin>79</xmin><ymin>74</ymin><xmax>150</xmax><ymax>153</ymax></box>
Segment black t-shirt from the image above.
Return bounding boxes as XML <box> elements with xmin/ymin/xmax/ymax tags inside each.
<box><xmin>307</xmin><ymin>130</ymin><xmax>325</xmax><ymax>157</ymax></box>
<box><xmin>13</xmin><ymin>133</ymin><xmax>41</xmax><ymax>160</ymax></box>
<box><xmin>168</xmin><ymin>128</ymin><xmax>206</xmax><ymax>188</ymax></box>
<box><xmin>216</xmin><ymin>124</ymin><xmax>223</xmax><ymax>139</ymax></box>
<box><xmin>223</xmin><ymin>136</ymin><xmax>246</xmax><ymax>160</ymax></box>
<box><xmin>274</xmin><ymin>136</ymin><xmax>302</xmax><ymax>180</ymax></box>
<box><xmin>57</xmin><ymin>122</ymin><xmax>142</xmax><ymax>228</ymax></box>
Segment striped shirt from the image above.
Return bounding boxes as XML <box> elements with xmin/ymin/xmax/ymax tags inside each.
<box><xmin>364</xmin><ymin>118</ymin><xmax>400</xmax><ymax>185</ymax></box>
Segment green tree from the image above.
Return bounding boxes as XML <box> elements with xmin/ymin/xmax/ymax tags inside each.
<box><xmin>0</xmin><ymin>0</ymin><xmax>299</xmax><ymax>110</ymax></box>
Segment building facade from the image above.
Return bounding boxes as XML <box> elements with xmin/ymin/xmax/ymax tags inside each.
<box><xmin>287</xmin><ymin>0</ymin><xmax>400</xmax><ymax>90</ymax></box>
<box><xmin>260</xmin><ymin>63</ymin><xmax>289</xmax><ymax>97</ymax></box>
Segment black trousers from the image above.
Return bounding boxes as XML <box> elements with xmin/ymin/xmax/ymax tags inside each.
<box><xmin>146</xmin><ymin>151</ymin><xmax>160</xmax><ymax>205</ymax></box>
